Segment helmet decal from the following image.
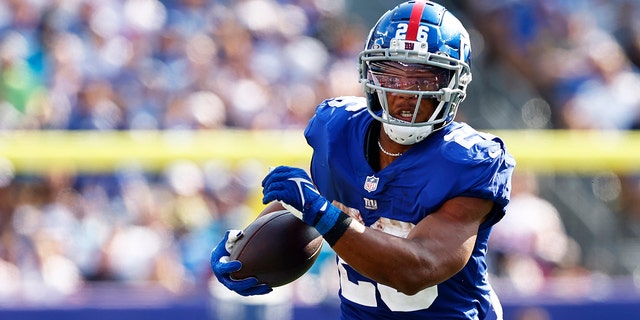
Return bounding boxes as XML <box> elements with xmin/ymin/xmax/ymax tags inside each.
<box><xmin>406</xmin><ymin>0</ymin><xmax>427</xmax><ymax>41</ymax></box>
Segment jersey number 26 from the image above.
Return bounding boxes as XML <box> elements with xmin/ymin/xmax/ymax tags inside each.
<box><xmin>338</xmin><ymin>258</ymin><xmax>438</xmax><ymax>312</ymax></box>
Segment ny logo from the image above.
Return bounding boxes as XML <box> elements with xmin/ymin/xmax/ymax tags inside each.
<box><xmin>364</xmin><ymin>198</ymin><xmax>378</xmax><ymax>210</ymax></box>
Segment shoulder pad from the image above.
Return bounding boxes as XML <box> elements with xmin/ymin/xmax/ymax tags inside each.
<box><xmin>319</xmin><ymin>96</ymin><xmax>367</xmax><ymax>111</ymax></box>
<box><xmin>313</xmin><ymin>96</ymin><xmax>367</xmax><ymax>123</ymax></box>
<box><xmin>441</xmin><ymin>123</ymin><xmax>507</xmax><ymax>164</ymax></box>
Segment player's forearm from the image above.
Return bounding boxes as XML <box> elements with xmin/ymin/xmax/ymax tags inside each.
<box><xmin>331</xmin><ymin>221</ymin><xmax>460</xmax><ymax>295</ymax></box>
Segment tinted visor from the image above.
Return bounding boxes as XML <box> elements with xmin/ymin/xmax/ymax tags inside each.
<box><xmin>368</xmin><ymin>61</ymin><xmax>451</xmax><ymax>91</ymax></box>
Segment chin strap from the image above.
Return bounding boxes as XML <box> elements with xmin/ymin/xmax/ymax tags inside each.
<box><xmin>383</xmin><ymin>122</ymin><xmax>433</xmax><ymax>145</ymax></box>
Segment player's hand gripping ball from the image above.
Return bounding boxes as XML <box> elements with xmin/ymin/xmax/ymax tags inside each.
<box><xmin>211</xmin><ymin>202</ymin><xmax>323</xmax><ymax>291</ymax></box>
<box><xmin>262</xmin><ymin>166</ymin><xmax>343</xmax><ymax>236</ymax></box>
<box><xmin>210</xmin><ymin>230</ymin><xmax>272</xmax><ymax>296</ymax></box>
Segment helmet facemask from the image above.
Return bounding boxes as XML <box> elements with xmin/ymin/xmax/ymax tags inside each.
<box><xmin>360</xmin><ymin>38</ymin><xmax>471</xmax><ymax>145</ymax></box>
<box><xmin>367</xmin><ymin>59</ymin><xmax>452</xmax><ymax>144</ymax></box>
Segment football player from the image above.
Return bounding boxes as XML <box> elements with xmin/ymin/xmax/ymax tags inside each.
<box><xmin>211</xmin><ymin>1</ymin><xmax>515</xmax><ymax>319</ymax></box>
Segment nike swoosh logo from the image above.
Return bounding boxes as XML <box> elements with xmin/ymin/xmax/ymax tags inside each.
<box><xmin>289</xmin><ymin>177</ymin><xmax>318</xmax><ymax>207</ymax></box>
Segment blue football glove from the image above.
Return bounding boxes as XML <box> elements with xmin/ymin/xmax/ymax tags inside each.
<box><xmin>210</xmin><ymin>230</ymin><xmax>272</xmax><ymax>296</ymax></box>
<box><xmin>261</xmin><ymin>166</ymin><xmax>343</xmax><ymax>236</ymax></box>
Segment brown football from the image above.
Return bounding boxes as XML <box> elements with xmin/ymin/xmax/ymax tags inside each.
<box><xmin>229</xmin><ymin>201</ymin><xmax>323</xmax><ymax>287</ymax></box>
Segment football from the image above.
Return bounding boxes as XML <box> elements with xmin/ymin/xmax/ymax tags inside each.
<box><xmin>229</xmin><ymin>201</ymin><xmax>323</xmax><ymax>287</ymax></box>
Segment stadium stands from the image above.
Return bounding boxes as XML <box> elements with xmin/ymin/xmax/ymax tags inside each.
<box><xmin>0</xmin><ymin>0</ymin><xmax>639</xmax><ymax>319</ymax></box>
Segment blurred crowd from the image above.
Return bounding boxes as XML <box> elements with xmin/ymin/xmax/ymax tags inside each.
<box><xmin>0</xmin><ymin>0</ymin><xmax>366</xmax><ymax>131</ymax></box>
<box><xmin>0</xmin><ymin>0</ymin><xmax>364</xmax><ymax>304</ymax></box>
<box><xmin>463</xmin><ymin>0</ymin><xmax>640</xmax><ymax>130</ymax></box>
<box><xmin>461</xmin><ymin>0</ymin><xmax>640</xmax><ymax>302</ymax></box>
<box><xmin>1</xmin><ymin>0</ymin><xmax>640</xmax><ymax>305</ymax></box>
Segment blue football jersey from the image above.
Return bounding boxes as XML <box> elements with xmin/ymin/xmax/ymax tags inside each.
<box><xmin>303</xmin><ymin>96</ymin><xmax>515</xmax><ymax>319</ymax></box>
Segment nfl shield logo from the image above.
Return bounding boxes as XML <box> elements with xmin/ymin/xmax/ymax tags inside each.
<box><xmin>364</xmin><ymin>176</ymin><xmax>379</xmax><ymax>192</ymax></box>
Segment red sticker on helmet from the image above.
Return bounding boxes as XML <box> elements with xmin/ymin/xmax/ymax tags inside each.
<box><xmin>406</xmin><ymin>0</ymin><xmax>427</xmax><ymax>41</ymax></box>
